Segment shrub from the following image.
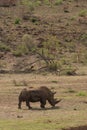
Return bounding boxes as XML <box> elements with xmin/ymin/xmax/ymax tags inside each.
<box><xmin>65</xmin><ymin>69</ymin><xmax>77</xmax><ymax>75</ymax></box>
<box><xmin>22</xmin><ymin>34</ymin><xmax>36</xmax><ymax>52</ymax></box>
<box><xmin>48</xmin><ymin>62</ymin><xmax>58</xmax><ymax>71</ymax></box>
<box><xmin>80</xmin><ymin>33</ymin><xmax>87</xmax><ymax>42</ymax></box>
<box><xmin>55</xmin><ymin>0</ymin><xmax>63</xmax><ymax>5</ymax></box>
<box><xmin>12</xmin><ymin>50</ymin><xmax>23</xmax><ymax>57</ymax></box>
<box><xmin>35</xmin><ymin>0</ymin><xmax>42</xmax><ymax>6</ymax></box>
<box><xmin>44</xmin><ymin>0</ymin><xmax>50</xmax><ymax>5</ymax></box>
<box><xmin>14</xmin><ymin>18</ymin><xmax>20</xmax><ymax>24</ymax></box>
<box><xmin>12</xmin><ymin>43</ymin><xmax>29</xmax><ymax>57</ymax></box>
<box><xmin>79</xmin><ymin>10</ymin><xmax>87</xmax><ymax>17</ymax></box>
<box><xmin>76</xmin><ymin>91</ymin><xmax>87</xmax><ymax>96</ymax></box>
<box><xmin>0</xmin><ymin>42</ymin><xmax>10</xmax><ymax>52</ymax></box>
<box><xmin>30</xmin><ymin>16</ymin><xmax>39</xmax><ymax>24</ymax></box>
<box><xmin>70</xmin><ymin>16</ymin><xmax>76</xmax><ymax>21</ymax></box>
<box><xmin>61</xmin><ymin>66</ymin><xmax>77</xmax><ymax>75</ymax></box>
<box><xmin>65</xmin><ymin>42</ymin><xmax>76</xmax><ymax>52</ymax></box>
<box><xmin>21</xmin><ymin>0</ymin><xmax>35</xmax><ymax>12</ymax></box>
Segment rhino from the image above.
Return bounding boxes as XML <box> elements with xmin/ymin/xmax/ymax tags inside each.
<box><xmin>18</xmin><ymin>86</ymin><xmax>61</xmax><ymax>109</ymax></box>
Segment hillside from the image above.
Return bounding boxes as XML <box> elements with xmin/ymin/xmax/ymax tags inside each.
<box><xmin>0</xmin><ymin>0</ymin><xmax>87</xmax><ymax>75</ymax></box>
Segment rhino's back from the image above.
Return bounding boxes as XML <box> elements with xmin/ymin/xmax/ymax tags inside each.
<box><xmin>39</xmin><ymin>86</ymin><xmax>53</xmax><ymax>96</ymax></box>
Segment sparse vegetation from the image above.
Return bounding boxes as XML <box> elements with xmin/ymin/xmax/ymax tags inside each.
<box><xmin>13</xmin><ymin>80</ymin><xmax>28</xmax><ymax>86</ymax></box>
<box><xmin>66</xmin><ymin>88</ymin><xmax>76</xmax><ymax>93</ymax></box>
<box><xmin>76</xmin><ymin>91</ymin><xmax>87</xmax><ymax>97</ymax></box>
<box><xmin>0</xmin><ymin>0</ymin><xmax>87</xmax><ymax>74</ymax></box>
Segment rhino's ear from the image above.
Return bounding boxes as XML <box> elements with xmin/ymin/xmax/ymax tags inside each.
<box><xmin>52</xmin><ymin>92</ymin><xmax>56</xmax><ymax>95</ymax></box>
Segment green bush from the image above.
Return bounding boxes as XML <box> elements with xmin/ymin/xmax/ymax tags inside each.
<box><xmin>35</xmin><ymin>1</ymin><xmax>42</xmax><ymax>6</ymax></box>
<box><xmin>55</xmin><ymin>0</ymin><xmax>63</xmax><ymax>5</ymax></box>
<box><xmin>12</xmin><ymin>43</ymin><xmax>29</xmax><ymax>57</ymax></box>
<box><xmin>79</xmin><ymin>10</ymin><xmax>87</xmax><ymax>17</ymax></box>
<box><xmin>0</xmin><ymin>42</ymin><xmax>10</xmax><ymax>52</ymax></box>
<box><xmin>80</xmin><ymin>33</ymin><xmax>87</xmax><ymax>42</ymax></box>
<box><xmin>12</xmin><ymin>50</ymin><xmax>23</xmax><ymax>57</ymax></box>
<box><xmin>15</xmin><ymin>18</ymin><xmax>20</xmax><ymax>24</ymax></box>
<box><xmin>44</xmin><ymin>0</ymin><xmax>50</xmax><ymax>5</ymax></box>
<box><xmin>61</xmin><ymin>66</ymin><xmax>77</xmax><ymax>75</ymax></box>
<box><xmin>76</xmin><ymin>91</ymin><xmax>87</xmax><ymax>96</ymax></box>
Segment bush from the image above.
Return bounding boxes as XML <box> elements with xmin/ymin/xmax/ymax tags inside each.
<box><xmin>0</xmin><ymin>42</ymin><xmax>10</xmax><ymax>52</ymax></box>
<box><xmin>35</xmin><ymin>1</ymin><xmax>42</xmax><ymax>6</ymax></box>
<box><xmin>15</xmin><ymin>18</ymin><xmax>20</xmax><ymax>24</ymax></box>
<box><xmin>77</xmin><ymin>91</ymin><xmax>87</xmax><ymax>96</ymax></box>
<box><xmin>65</xmin><ymin>42</ymin><xmax>76</xmax><ymax>52</ymax></box>
<box><xmin>80</xmin><ymin>33</ymin><xmax>87</xmax><ymax>42</ymax></box>
<box><xmin>61</xmin><ymin>66</ymin><xmax>77</xmax><ymax>75</ymax></box>
<box><xmin>55</xmin><ymin>0</ymin><xmax>63</xmax><ymax>5</ymax></box>
<box><xmin>22</xmin><ymin>34</ymin><xmax>36</xmax><ymax>52</ymax></box>
<box><xmin>48</xmin><ymin>62</ymin><xmax>58</xmax><ymax>71</ymax></box>
<box><xmin>79</xmin><ymin>10</ymin><xmax>87</xmax><ymax>17</ymax></box>
<box><xmin>12</xmin><ymin>43</ymin><xmax>29</xmax><ymax>57</ymax></box>
<box><xmin>44</xmin><ymin>0</ymin><xmax>50</xmax><ymax>5</ymax></box>
<box><xmin>12</xmin><ymin>50</ymin><xmax>23</xmax><ymax>57</ymax></box>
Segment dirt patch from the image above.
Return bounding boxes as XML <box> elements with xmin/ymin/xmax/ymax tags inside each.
<box><xmin>63</xmin><ymin>125</ymin><xmax>87</xmax><ymax>130</ymax></box>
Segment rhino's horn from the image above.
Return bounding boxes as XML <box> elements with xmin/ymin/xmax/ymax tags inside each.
<box><xmin>54</xmin><ymin>99</ymin><xmax>62</xmax><ymax>104</ymax></box>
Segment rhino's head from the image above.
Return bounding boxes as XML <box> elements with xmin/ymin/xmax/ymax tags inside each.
<box><xmin>48</xmin><ymin>91</ymin><xmax>61</xmax><ymax>107</ymax></box>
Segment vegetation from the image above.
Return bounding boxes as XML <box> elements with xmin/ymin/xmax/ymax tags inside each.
<box><xmin>14</xmin><ymin>18</ymin><xmax>20</xmax><ymax>24</ymax></box>
<box><xmin>55</xmin><ymin>0</ymin><xmax>63</xmax><ymax>5</ymax></box>
<box><xmin>0</xmin><ymin>42</ymin><xmax>11</xmax><ymax>52</ymax></box>
<box><xmin>76</xmin><ymin>91</ymin><xmax>87</xmax><ymax>97</ymax></box>
<box><xmin>78</xmin><ymin>10</ymin><xmax>87</xmax><ymax>17</ymax></box>
<box><xmin>0</xmin><ymin>0</ymin><xmax>87</xmax><ymax>74</ymax></box>
<box><xmin>12</xmin><ymin>43</ymin><xmax>29</xmax><ymax>57</ymax></box>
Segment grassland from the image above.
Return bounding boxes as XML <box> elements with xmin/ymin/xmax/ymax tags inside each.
<box><xmin>0</xmin><ymin>74</ymin><xmax>87</xmax><ymax>130</ymax></box>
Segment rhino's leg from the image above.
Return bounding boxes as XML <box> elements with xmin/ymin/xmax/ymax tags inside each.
<box><xmin>18</xmin><ymin>100</ymin><xmax>22</xmax><ymax>109</ymax></box>
<box><xmin>26</xmin><ymin>100</ymin><xmax>32</xmax><ymax>109</ymax></box>
<box><xmin>40</xmin><ymin>99</ymin><xmax>46</xmax><ymax>108</ymax></box>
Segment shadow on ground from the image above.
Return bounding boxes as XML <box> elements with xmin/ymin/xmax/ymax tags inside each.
<box><xmin>22</xmin><ymin>106</ymin><xmax>60</xmax><ymax>111</ymax></box>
